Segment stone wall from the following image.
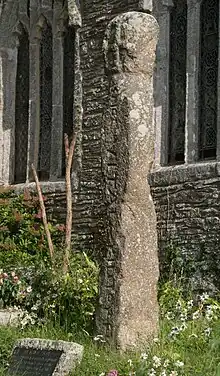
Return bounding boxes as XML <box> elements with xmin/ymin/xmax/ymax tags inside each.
<box><xmin>74</xmin><ymin>0</ymin><xmax>150</xmax><ymax>252</ymax></box>
<box><xmin>149</xmin><ymin>162</ymin><xmax>220</xmax><ymax>294</ymax></box>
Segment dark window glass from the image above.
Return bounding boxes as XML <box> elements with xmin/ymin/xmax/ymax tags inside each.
<box><xmin>62</xmin><ymin>25</ymin><xmax>75</xmax><ymax>176</ymax></box>
<box><xmin>38</xmin><ymin>21</ymin><xmax>53</xmax><ymax>181</ymax></box>
<box><xmin>199</xmin><ymin>0</ymin><xmax>219</xmax><ymax>160</ymax></box>
<box><xmin>168</xmin><ymin>0</ymin><xmax>187</xmax><ymax>165</ymax></box>
<box><xmin>27</xmin><ymin>0</ymin><xmax>30</xmax><ymax>17</ymax></box>
<box><xmin>14</xmin><ymin>25</ymin><xmax>29</xmax><ymax>183</ymax></box>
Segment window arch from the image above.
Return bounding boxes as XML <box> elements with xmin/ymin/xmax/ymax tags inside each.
<box><xmin>168</xmin><ymin>0</ymin><xmax>187</xmax><ymax>165</ymax></box>
<box><xmin>38</xmin><ymin>20</ymin><xmax>53</xmax><ymax>181</ymax></box>
<box><xmin>199</xmin><ymin>0</ymin><xmax>219</xmax><ymax>160</ymax></box>
<box><xmin>14</xmin><ymin>24</ymin><xmax>29</xmax><ymax>183</ymax></box>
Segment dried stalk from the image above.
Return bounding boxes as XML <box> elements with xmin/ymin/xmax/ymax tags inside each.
<box><xmin>31</xmin><ymin>164</ymin><xmax>54</xmax><ymax>262</ymax></box>
<box><xmin>63</xmin><ymin>132</ymin><xmax>77</xmax><ymax>273</ymax></box>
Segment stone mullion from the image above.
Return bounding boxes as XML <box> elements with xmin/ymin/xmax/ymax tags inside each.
<box><xmin>26</xmin><ymin>40</ymin><xmax>41</xmax><ymax>181</ymax></box>
<box><xmin>49</xmin><ymin>33</ymin><xmax>64</xmax><ymax>180</ymax></box>
<box><xmin>217</xmin><ymin>8</ymin><xmax>220</xmax><ymax>161</ymax></box>
<box><xmin>0</xmin><ymin>48</ymin><xmax>17</xmax><ymax>184</ymax></box>
<box><xmin>156</xmin><ymin>5</ymin><xmax>172</xmax><ymax>166</ymax></box>
<box><xmin>18</xmin><ymin>1</ymin><xmax>30</xmax><ymax>30</ymax></box>
<box><xmin>18</xmin><ymin>2</ymin><xmax>26</xmax><ymax>13</ymax></box>
<box><xmin>185</xmin><ymin>0</ymin><xmax>201</xmax><ymax>163</ymax></box>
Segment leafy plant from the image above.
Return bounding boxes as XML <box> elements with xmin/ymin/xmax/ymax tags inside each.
<box><xmin>24</xmin><ymin>251</ymin><xmax>99</xmax><ymax>332</ymax></box>
<box><xmin>0</xmin><ymin>270</ymin><xmax>31</xmax><ymax>308</ymax></box>
<box><xmin>0</xmin><ymin>188</ymin><xmax>60</xmax><ymax>269</ymax></box>
<box><xmin>0</xmin><ymin>187</ymin><xmax>99</xmax><ymax>333</ymax></box>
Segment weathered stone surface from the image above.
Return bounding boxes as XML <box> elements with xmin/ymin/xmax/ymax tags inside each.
<box><xmin>67</xmin><ymin>0</ymin><xmax>82</xmax><ymax>27</ymax></box>
<box><xmin>138</xmin><ymin>0</ymin><xmax>153</xmax><ymax>12</ymax></box>
<box><xmin>77</xmin><ymin>0</ymin><xmax>141</xmax><ymax>253</ymax></box>
<box><xmin>95</xmin><ymin>11</ymin><xmax>159</xmax><ymax>350</ymax></box>
<box><xmin>0</xmin><ymin>309</ymin><xmax>21</xmax><ymax>326</ymax></box>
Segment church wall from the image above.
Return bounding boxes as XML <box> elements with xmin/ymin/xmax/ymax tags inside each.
<box><xmin>149</xmin><ymin>163</ymin><xmax>220</xmax><ymax>293</ymax></box>
<box><xmin>0</xmin><ymin>0</ymin><xmax>155</xmax><ymax>255</ymax></box>
<box><xmin>2</xmin><ymin>0</ymin><xmax>219</xmax><ymax>293</ymax></box>
<box><xmin>149</xmin><ymin>0</ymin><xmax>220</xmax><ymax>292</ymax></box>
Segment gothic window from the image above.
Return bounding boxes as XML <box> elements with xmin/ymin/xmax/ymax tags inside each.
<box><xmin>38</xmin><ymin>21</ymin><xmax>53</xmax><ymax>181</ymax></box>
<box><xmin>5</xmin><ymin>2</ymin><xmax>79</xmax><ymax>186</ymax></box>
<box><xmin>199</xmin><ymin>0</ymin><xmax>219</xmax><ymax>160</ymax></box>
<box><xmin>14</xmin><ymin>25</ymin><xmax>29</xmax><ymax>184</ymax></box>
<box><xmin>168</xmin><ymin>0</ymin><xmax>187</xmax><ymax>165</ymax></box>
<box><xmin>62</xmin><ymin>24</ymin><xmax>75</xmax><ymax>176</ymax></box>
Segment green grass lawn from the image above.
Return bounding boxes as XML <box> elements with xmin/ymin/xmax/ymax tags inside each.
<box><xmin>1</xmin><ymin>309</ymin><xmax>220</xmax><ymax>376</ymax></box>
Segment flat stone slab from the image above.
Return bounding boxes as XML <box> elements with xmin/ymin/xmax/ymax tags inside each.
<box><xmin>7</xmin><ymin>338</ymin><xmax>83</xmax><ymax>376</ymax></box>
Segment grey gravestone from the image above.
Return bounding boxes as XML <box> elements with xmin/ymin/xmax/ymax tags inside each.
<box><xmin>7</xmin><ymin>338</ymin><xmax>83</xmax><ymax>376</ymax></box>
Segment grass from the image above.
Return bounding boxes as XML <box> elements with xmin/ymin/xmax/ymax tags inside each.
<box><xmin>0</xmin><ymin>324</ymin><xmax>134</xmax><ymax>376</ymax></box>
<box><xmin>1</xmin><ymin>309</ymin><xmax>220</xmax><ymax>376</ymax></box>
<box><xmin>0</xmin><ymin>280</ymin><xmax>220</xmax><ymax>375</ymax></box>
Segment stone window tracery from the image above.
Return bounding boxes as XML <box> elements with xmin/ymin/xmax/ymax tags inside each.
<box><xmin>0</xmin><ymin>0</ymin><xmax>81</xmax><ymax>185</ymax></box>
<box><xmin>158</xmin><ymin>0</ymin><xmax>220</xmax><ymax>167</ymax></box>
<box><xmin>168</xmin><ymin>0</ymin><xmax>187</xmax><ymax>165</ymax></box>
<box><xmin>199</xmin><ymin>0</ymin><xmax>219</xmax><ymax>161</ymax></box>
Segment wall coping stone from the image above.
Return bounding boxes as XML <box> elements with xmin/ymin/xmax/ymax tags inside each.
<box><xmin>149</xmin><ymin>162</ymin><xmax>220</xmax><ymax>187</ymax></box>
<box><xmin>3</xmin><ymin>181</ymin><xmax>66</xmax><ymax>194</ymax></box>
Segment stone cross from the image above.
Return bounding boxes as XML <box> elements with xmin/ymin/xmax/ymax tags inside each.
<box><xmin>95</xmin><ymin>11</ymin><xmax>160</xmax><ymax>350</ymax></box>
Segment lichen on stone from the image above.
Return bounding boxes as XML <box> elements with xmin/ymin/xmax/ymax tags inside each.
<box><xmin>67</xmin><ymin>0</ymin><xmax>81</xmax><ymax>27</ymax></box>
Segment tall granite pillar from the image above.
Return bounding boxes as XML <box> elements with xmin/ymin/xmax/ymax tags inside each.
<box><xmin>95</xmin><ymin>12</ymin><xmax>159</xmax><ymax>350</ymax></box>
